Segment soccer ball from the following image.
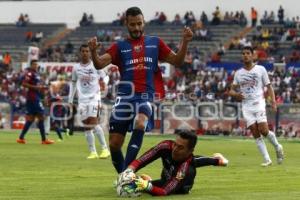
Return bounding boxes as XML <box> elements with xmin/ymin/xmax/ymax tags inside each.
<box><xmin>116</xmin><ymin>171</ymin><xmax>141</xmax><ymax>197</ymax></box>
<box><xmin>116</xmin><ymin>181</ymin><xmax>141</xmax><ymax>197</ymax></box>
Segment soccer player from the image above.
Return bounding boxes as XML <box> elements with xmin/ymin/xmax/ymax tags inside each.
<box><xmin>229</xmin><ymin>46</ymin><xmax>284</xmax><ymax>166</ymax></box>
<box><xmin>68</xmin><ymin>44</ymin><xmax>110</xmax><ymax>159</ymax></box>
<box><xmin>88</xmin><ymin>6</ymin><xmax>193</xmax><ymax>173</ymax></box>
<box><xmin>122</xmin><ymin>130</ymin><xmax>228</xmax><ymax>196</ymax></box>
<box><xmin>48</xmin><ymin>75</ymin><xmax>70</xmax><ymax>141</ymax></box>
<box><xmin>16</xmin><ymin>59</ymin><xmax>54</xmax><ymax>144</ymax></box>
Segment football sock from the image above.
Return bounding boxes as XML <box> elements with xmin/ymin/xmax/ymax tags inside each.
<box><xmin>85</xmin><ymin>130</ymin><xmax>96</xmax><ymax>153</ymax></box>
<box><xmin>94</xmin><ymin>125</ymin><xmax>108</xmax><ymax>149</ymax></box>
<box><xmin>124</xmin><ymin>129</ymin><xmax>144</xmax><ymax>169</ymax></box>
<box><xmin>266</xmin><ymin>130</ymin><xmax>280</xmax><ymax>150</ymax></box>
<box><xmin>55</xmin><ymin>127</ymin><xmax>63</xmax><ymax>140</ymax></box>
<box><xmin>111</xmin><ymin>150</ymin><xmax>125</xmax><ymax>174</ymax></box>
<box><xmin>193</xmin><ymin>156</ymin><xmax>219</xmax><ymax>167</ymax></box>
<box><xmin>37</xmin><ymin>120</ymin><xmax>46</xmax><ymax>141</ymax></box>
<box><xmin>44</xmin><ymin>116</ymin><xmax>50</xmax><ymax>134</ymax></box>
<box><xmin>19</xmin><ymin>120</ymin><xmax>33</xmax><ymax>139</ymax></box>
<box><xmin>255</xmin><ymin>137</ymin><xmax>271</xmax><ymax>162</ymax></box>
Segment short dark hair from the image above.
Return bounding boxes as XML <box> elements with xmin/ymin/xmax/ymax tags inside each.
<box><xmin>125</xmin><ymin>7</ymin><xmax>143</xmax><ymax>17</ymax></box>
<box><xmin>79</xmin><ymin>44</ymin><xmax>89</xmax><ymax>51</ymax></box>
<box><xmin>176</xmin><ymin>130</ymin><xmax>197</xmax><ymax>149</ymax></box>
<box><xmin>242</xmin><ymin>46</ymin><xmax>254</xmax><ymax>54</ymax></box>
<box><xmin>30</xmin><ymin>59</ymin><xmax>38</xmax><ymax>65</ymax></box>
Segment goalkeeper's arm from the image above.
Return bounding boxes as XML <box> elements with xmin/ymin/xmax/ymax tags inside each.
<box><xmin>135</xmin><ymin>176</ymin><xmax>182</xmax><ymax>196</ymax></box>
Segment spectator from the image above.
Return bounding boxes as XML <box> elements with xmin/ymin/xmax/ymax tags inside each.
<box><xmin>3</xmin><ymin>52</ymin><xmax>12</xmax><ymax>68</ymax></box>
<box><xmin>24</xmin><ymin>14</ymin><xmax>30</xmax><ymax>25</ymax></box>
<box><xmin>172</xmin><ymin>14</ymin><xmax>182</xmax><ymax>26</ymax></box>
<box><xmin>150</xmin><ymin>11</ymin><xmax>160</xmax><ymax>25</ymax></box>
<box><xmin>211</xmin><ymin>6</ymin><xmax>221</xmax><ymax>25</ymax></box>
<box><xmin>64</xmin><ymin>41</ymin><xmax>74</xmax><ymax>54</ymax></box>
<box><xmin>79</xmin><ymin>13</ymin><xmax>89</xmax><ymax>26</ymax></box>
<box><xmin>200</xmin><ymin>11</ymin><xmax>209</xmax><ymax>26</ymax></box>
<box><xmin>158</xmin><ymin>12</ymin><xmax>167</xmax><ymax>25</ymax></box>
<box><xmin>231</xmin><ymin>123</ymin><xmax>243</xmax><ymax>136</ymax></box>
<box><xmin>16</xmin><ymin>13</ymin><xmax>25</xmax><ymax>27</ymax></box>
<box><xmin>25</xmin><ymin>30</ymin><xmax>33</xmax><ymax>42</ymax></box>
<box><xmin>88</xmin><ymin>14</ymin><xmax>94</xmax><ymax>25</ymax></box>
<box><xmin>261</xmin><ymin>10</ymin><xmax>269</xmax><ymax>24</ymax></box>
<box><xmin>251</xmin><ymin>7</ymin><xmax>258</xmax><ymax>27</ymax></box>
<box><xmin>239</xmin><ymin>11</ymin><xmax>247</xmax><ymax>27</ymax></box>
<box><xmin>278</xmin><ymin>5</ymin><xmax>284</xmax><ymax>24</ymax></box>
<box><xmin>33</xmin><ymin>31</ymin><xmax>43</xmax><ymax>43</ymax></box>
<box><xmin>217</xmin><ymin>43</ymin><xmax>225</xmax><ymax>56</ymax></box>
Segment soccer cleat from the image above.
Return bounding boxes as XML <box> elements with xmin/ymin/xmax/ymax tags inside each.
<box><xmin>16</xmin><ymin>138</ymin><xmax>26</xmax><ymax>144</ymax></box>
<box><xmin>276</xmin><ymin>144</ymin><xmax>284</xmax><ymax>164</ymax></box>
<box><xmin>65</xmin><ymin>128</ymin><xmax>70</xmax><ymax>137</ymax></box>
<box><xmin>41</xmin><ymin>139</ymin><xmax>55</xmax><ymax>145</ymax></box>
<box><xmin>57</xmin><ymin>139</ymin><xmax>63</xmax><ymax>142</ymax></box>
<box><xmin>261</xmin><ymin>160</ymin><xmax>272</xmax><ymax>167</ymax></box>
<box><xmin>99</xmin><ymin>149</ymin><xmax>110</xmax><ymax>159</ymax></box>
<box><xmin>87</xmin><ymin>152</ymin><xmax>99</xmax><ymax>159</ymax></box>
<box><xmin>213</xmin><ymin>153</ymin><xmax>229</xmax><ymax>166</ymax></box>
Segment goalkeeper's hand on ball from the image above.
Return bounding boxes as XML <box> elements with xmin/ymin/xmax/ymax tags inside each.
<box><xmin>134</xmin><ymin>177</ymin><xmax>152</xmax><ymax>192</ymax></box>
<box><xmin>118</xmin><ymin>168</ymin><xmax>136</xmax><ymax>186</ymax></box>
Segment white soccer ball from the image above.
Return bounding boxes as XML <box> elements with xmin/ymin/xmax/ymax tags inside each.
<box><xmin>118</xmin><ymin>170</ymin><xmax>136</xmax><ymax>185</ymax></box>
<box><xmin>116</xmin><ymin>181</ymin><xmax>141</xmax><ymax>197</ymax></box>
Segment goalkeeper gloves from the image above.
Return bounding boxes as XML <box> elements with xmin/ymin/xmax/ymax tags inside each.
<box><xmin>134</xmin><ymin>177</ymin><xmax>152</xmax><ymax>192</ymax></box>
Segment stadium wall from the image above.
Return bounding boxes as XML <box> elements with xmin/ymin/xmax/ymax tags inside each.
<box><xmin>0</xmin><ymin>0</ymin><xmax>298</xmax><ymax>28</ymax></box>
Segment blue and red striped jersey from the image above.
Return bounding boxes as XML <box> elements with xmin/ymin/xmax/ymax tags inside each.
<box><xmin>106</xmin><ymin>35</ymin><xmax>171</xmax><ymax>99</ymax></box>
<box><xmin>22</xmin><ymin>68</ymin><xmax>42</xmax><ymax>101</ymax></box>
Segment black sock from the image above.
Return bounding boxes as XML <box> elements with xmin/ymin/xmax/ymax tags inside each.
<box><xmin>37</xmin><ymin>120</ymin><xmax>46</xmax><ymax>141</ymax></box>
<box><xmin>124</xmin><ymin>129</ymin><xmax>144</xmax><ymax>169</ymax></box>
<box><xmin>19</xmin><ymin>121</ymin><xmax>33</xmax><ymax>139</ymax></box>
<box><xmin>111</xmin><ymin>150</ymin><xmax>125</xmax><ymax>174</ymax></box>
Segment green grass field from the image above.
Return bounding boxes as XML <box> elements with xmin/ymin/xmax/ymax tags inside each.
<box><xmin>0</xmin><ymin>130</ymin><xmax>300</xmax><ymax>200</ymax></box>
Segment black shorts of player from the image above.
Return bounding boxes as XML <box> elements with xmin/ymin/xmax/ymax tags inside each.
<box><xmin>109</xmin><ymin>122</ymin><xmax>129</xmax><ymax>136</ymax></box>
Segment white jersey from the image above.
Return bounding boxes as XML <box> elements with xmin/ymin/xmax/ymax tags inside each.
<box><xmin>233</xmin><ymin>64</ymin><xmax>270</xmax><ymax>111</ymax></box>
<box><xmin>72</xmin><ymin>61</ymin><xmax>106</xmax><ymax>103</ymax></box>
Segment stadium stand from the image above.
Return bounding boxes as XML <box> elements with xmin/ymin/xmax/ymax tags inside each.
<box><xmin>0</xmin><ymin>23</ymin><xmax>66</xmax><ymax>65</ymax></box>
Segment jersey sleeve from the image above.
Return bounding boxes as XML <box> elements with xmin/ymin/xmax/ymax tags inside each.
<box><xmin>148</xmin><ymin>158</ymin><xmax>193</xmax><ymax>196</ymax></box>
<box><xmin>232</xmin><ymin>71</ymin><xmax>239</xmax><ymax>85</ymax></box>
<box><xmin>261</xmin><ymin>66</ymin><xmax>271</xmax><ymax>86</ymax></box>
<box><xmin>106</xmin><ymin>43</ymin><xmax>119</xmax><ymax>66</ymax></box>
<box><xmin>97</xmin><ymin>70</ymin><xmax>106</xmax><ymax>79</ymax></box>
<box><xmin>158</xmin><ymin>38</ymin><xmax>172</xmax><ymax>61</ymax></box>
<box><xmin>130</xmin><ymin>140</ymin><xmax>171</xmax><ymax>171</ymax></box>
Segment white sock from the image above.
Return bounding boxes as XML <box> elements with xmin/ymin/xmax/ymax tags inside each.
<box><xmin>44</xmin><ymin>116</ymin><xmax>50</xmax><ymax>134</ymax></box>
<box><xmin>94</xmin><ymin>125</ymin><xmax>108</xmax><ymax>150</ymax></box>
<box><xmin>255</xmin><ymin>137</ymin><xmax>271</xmax><ymax>162</ymax></box>
<box><xmin>266</xmin><ymin>131</ymin><xmax>280</xmax><ymax>150</ymax></box>
<box><xmin>85</xmin><ymin>130</ymin><xmax>97</xmax><ymax>153</ymax></box>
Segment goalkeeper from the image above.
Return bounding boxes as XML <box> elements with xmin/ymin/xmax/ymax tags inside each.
<box><xmin>123</xmin><ymin>130</ymin><xmax>228</xmax><ymax>196</ymax></box>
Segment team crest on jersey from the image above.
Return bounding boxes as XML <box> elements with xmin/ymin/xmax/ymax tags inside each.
<box><xmin>176</xmin><ymin>170</ymin><xmax>185</xmax><ymax>180</ymax></box>
<box><xmin>134</xmin><ymin>45</ymin><xmax>142</xmax><ymax>53</ymax></box>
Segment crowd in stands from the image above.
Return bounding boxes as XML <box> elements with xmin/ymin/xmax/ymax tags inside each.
<box><xmin>79</xmin><ymin>13</ymin><xmax>94</xmax><ymax>27</ymax></box>
<box><xmin>16</xmin><ymin>13</ymin><xmax>30</xmax><ymax>27</ymax></box>
<box><xmin>1</xmin><ymin>8</ymin><xmax>300</xmax><ymax>134</ymax></box>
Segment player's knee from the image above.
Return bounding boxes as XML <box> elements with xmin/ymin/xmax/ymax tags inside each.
<box><xmin>134</xmin><ymin>119</ymin><xmax>146</xmax><ymax>130</ymax></box>
<box><xmin>109</xmin><ymin>138</ymin><xmax>122</xmax><ymax>152</ymax></box>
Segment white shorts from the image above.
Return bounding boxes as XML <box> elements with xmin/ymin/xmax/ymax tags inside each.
<box><xmin>243</xmin><ymin>109</ymin><xmax>267</xmax><ymax>128</ymax></box>
<box><xmin>78</xmin><ymin>101</ymin><xmax>100</xmax><ymax>121</ymax></box>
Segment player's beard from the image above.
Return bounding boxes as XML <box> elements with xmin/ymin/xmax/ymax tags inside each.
<box><xmin>129</xmin><ymin>30</ymin><xmax>143</xmax><ymax>39</ymax></box>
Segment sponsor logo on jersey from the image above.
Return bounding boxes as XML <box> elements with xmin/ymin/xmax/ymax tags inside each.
<box><xmin>134</xmin><ymin>45</ymin><xmax>142</xmax><ymax>53</ymax></box>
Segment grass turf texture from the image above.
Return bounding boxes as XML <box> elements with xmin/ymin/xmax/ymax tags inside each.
<box><xmin>0</xmin><ymin>130</ymin><xmax>300</xmax><ymax>200</ymax></box>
